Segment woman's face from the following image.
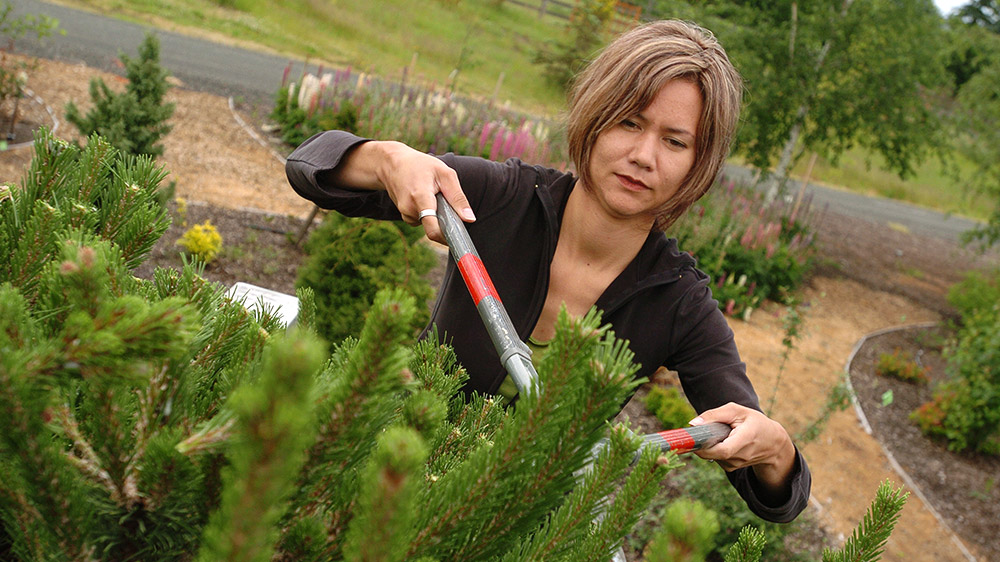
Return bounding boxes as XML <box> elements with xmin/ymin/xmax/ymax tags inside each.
<box><xmin>584</xmin><ymin>78</ymin><xmax>702</xmax><ymax>228</ymax></box>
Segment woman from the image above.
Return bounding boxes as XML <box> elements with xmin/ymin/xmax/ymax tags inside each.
<box><xmin>286</xmin><ymin>20</ymin><xmax>810</xmax><ymax>523</ymax></box>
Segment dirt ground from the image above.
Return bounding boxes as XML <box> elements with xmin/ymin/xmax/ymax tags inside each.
<box><xmin>3</xmin><ymin>55</ymin><xmax>999</xmax><ymax>561</ymax></box>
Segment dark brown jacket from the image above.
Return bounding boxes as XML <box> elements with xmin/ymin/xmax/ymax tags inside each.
<box><xmin>286</xmin><ymin>130</ymin><xmax>811</xmax><ymax>522</ymax></box>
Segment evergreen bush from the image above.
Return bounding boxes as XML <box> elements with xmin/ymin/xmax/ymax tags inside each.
<box><xmin>643</xmin><ymin>385</ymin><xmax>697</xmax><ymax>430</ymax></box>
<box><xmin>0</xmin><ymin>128</ymin><xmax>677</xmax><ymax>560</ymax></box>
<box><xmin>296</xmin><ymin>212</ymin><xmax>436</xmax><ymax>344</ymax></box>
<box><xmin>644</xmin><ymin>498</ymin><xmax>719</xmax><ymax>562</ymax></box>
<box><xmin>946</xmin><ymin>268</ymin><xmax>1000</xmax><ymax>319</ymax></box>
<box><xmin>65</xmin><ymin>32</ymin><xmax>175</xmax><ymax>158</ymax></box>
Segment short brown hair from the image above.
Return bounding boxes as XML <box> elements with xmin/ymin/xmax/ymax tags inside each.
<box><xmin>567</xmin><ymin>20</ymin><xmax>743</xmax><ymax>230</ymax></box>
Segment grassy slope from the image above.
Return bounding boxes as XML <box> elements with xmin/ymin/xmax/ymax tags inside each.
<box><xmin>62</xmin><ymin>0</ymin><xmax>568</xmax><ymax>114</ymax></box>
<box><xmin>57</xmin><ymin>0</ymin><xmax>984</xmax><ymax>221</ymax></box>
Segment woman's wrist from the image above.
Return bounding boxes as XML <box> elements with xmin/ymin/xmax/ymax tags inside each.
<box><xmin>751</xmin><ymin>431</ymin><xmax>797</xmax><ymax>499</ymax></box>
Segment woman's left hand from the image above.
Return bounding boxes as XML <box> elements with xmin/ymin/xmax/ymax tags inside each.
<box><xmin>689</xmin><ymin>402</ymin><xmax>796</xmax><ymax>495</ymax></box>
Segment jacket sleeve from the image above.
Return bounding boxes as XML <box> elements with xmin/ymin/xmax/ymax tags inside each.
<box><xmin>668</xmin><ymin>271</ymin><xmax>812</xmax><ymax>523</ymax></box>
<box><xmin>285</xmin><ymin>130</ymin><xmax>404</xmax><ymax>220</ymax></box>
<box><xmin>285</xmin><ymin>130</ymin><xmax>526</xmax><ymax>222</ymax></box>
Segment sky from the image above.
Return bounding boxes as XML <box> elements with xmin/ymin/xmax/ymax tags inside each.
<box><xmin>933</xmin><ymin>0</ymin><xmax>965</xmax><ymax>17</ymax></box>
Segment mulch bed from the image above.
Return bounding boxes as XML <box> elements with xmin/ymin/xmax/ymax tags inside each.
<box><xmin>132</xmin><ymin>200</ymin><xmax>309</xmax><ymax>295</ymax></box>
<box><xmin>848</xmin><ymin>325</ymin><xmax>1000</xmax><ymax>561</ymax></box>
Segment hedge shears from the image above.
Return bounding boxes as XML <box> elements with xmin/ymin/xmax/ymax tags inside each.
<box><xmin>432</xmin><ymin>193</ymin><xmax>731</xmax><ymax>455</ymax></box>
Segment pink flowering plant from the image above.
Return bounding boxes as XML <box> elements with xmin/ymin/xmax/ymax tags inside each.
<box><xmin>271</xmin><ymin>64</ymin><xmax>563</xmax><ymax>166</ymax></box>
<box><xmin>670</xmin><ymin>178</ymin><xmax>818</xmax><ymax>318</ymax></box>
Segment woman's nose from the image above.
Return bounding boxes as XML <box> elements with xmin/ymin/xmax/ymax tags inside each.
<box><xmin>628</xmin><ymin>133</ymin><xmax>656</xmax><ymax>169</ymax></box>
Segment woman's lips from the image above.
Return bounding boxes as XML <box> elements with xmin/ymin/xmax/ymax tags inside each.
<box><xmin>615</xmin><ymin>173</ymin><xmax>648</xmax><ymax>191</ymax></box>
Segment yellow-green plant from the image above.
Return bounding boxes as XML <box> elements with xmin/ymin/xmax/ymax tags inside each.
<box><xmin>176</xmin><ymin>219</ymin><xmax>222</xmax><ymax>264</ymax></box>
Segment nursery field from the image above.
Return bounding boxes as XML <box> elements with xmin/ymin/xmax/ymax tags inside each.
<box><xmin>2</xmin><ymin>54</ymin><xmax>999</xmax><ymax>561</ymax></box>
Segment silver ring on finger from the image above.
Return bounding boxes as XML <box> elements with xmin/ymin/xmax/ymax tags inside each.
<box><xmin>417</xmin><ymin>209</ymin><xmax>437</xmax><ymax>221</ymax></box>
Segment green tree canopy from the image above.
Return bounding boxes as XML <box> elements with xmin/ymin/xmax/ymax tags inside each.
<box><xmin>678</xmin><ymin>0</ymin><xmax>949</xmax><ymax>190</ymax></box>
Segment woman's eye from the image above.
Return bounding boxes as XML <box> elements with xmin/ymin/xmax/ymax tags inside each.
<box><xmin>621</xmin><ymin>119</ymin><xmax>639</xmax><ymax>130</ymax></box>
<box><xmin>666</xmin><ymin>138</ymin><xmax>687</xmax><ymax>149</ymax></box>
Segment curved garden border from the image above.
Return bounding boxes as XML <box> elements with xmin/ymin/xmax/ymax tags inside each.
<box><xmin>843</xmin><ymin>322</ymin><xmax>978</xmax><ymax>562</ymax></box>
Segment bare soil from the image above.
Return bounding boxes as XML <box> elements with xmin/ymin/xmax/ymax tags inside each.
<box><xmin>3</xmin><ymin>54</ymin><xmax>999</xmax><ymax>562</ymax></box>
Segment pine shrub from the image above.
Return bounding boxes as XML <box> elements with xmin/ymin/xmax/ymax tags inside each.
<box><xmin>65</xmin><ymin>32</ymin><xmax>175</xmax><ymax>158</ymax></box>
<box><xmin>296</xmin><ymin>212</ymin><xmax>436</xmax><ymax>344</ymax></box>
<box><xmin>645</xmin><ymin>498</ymin><xmax>719</xmax><ymax>562</ymax></box>
<box><xmin>0</xmin><ymin>127</ymin><xmax>677</xmax><ymax>560</ymax></box>
<box><xmin>644</xmin><ymin>385</ymin><xmax>697</xmax><ymax>430</ymax></box>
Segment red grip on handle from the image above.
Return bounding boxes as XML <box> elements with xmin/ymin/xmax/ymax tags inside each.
<box><xmin>457</xmin><ymin>254</ymin><xmax>501</xmax><ymax>306</ymax></box>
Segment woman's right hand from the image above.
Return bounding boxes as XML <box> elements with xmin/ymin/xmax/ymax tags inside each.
<box><xmin>339</xmin><ymin>140</ymin><xmax>476</xmax><ymax>245</ymax></box>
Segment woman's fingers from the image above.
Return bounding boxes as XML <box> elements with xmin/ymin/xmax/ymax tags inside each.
<box><xmin>690</xmin><ymin>403</ymin><xmax>789</xmax><ymax>471</ymax></box>
<box><xmin>390</xmin><ymin>159</ymin><xmax>472</xmax><ymax>245</ymax></box>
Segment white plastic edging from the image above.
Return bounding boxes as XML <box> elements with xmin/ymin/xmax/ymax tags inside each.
<box><xmin>843</xmin><ymin>322</ymin><xmax>980</xmax><ymax>562</ymax></box>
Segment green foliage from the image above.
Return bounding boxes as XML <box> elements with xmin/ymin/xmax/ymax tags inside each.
<box><xmin>0</xmin><ymin>125</ymin><xmax>911</xmax><ymax>562</ymax></box>
<box><xmin>0</xmin><ymin>129</ymin><xmax>169</xmax><ymax>295</ymax></box>
<box><xmin>533</xmin><ymin>0</ymin><xmax>615</xmax><ymax>89</ymax></box>
<box><xmin>723</xmin><ymin>526</ymin><xmax>766</xmax><ymax>562</ymax></box>
<box><xmin>65</xmin><ymin>32</ymin><xmax>175</xmax><ymax>158</ymax></box>
<box><xmin>822</xmin><ymin>481</ymin><xmax>908</xmax><ymax>562</ymax></box>
<box><xmin>196</xmin><ymin>331</ymin><xmax>326</xmax><ymax>562</ymax></box>
<box><xmin>296</xmin><ymin>212</ymin><xmax>436</xmax><ymax>344</ymax></box>
<box><xmin>912</xmin><ymin>302</ymin><xmax>1000</xmax><ymax>454</ymax></box>
<box><xmin>671</xmin><ymin>178</ymin><xmax>816</xmax><ymax>317</ymax></box>
<box><xmin>0</xmin><ymin>126</ymin><xmax>677</xmax><ymax>561</ymax></box>
<box><xmin>690</xmin><ymin>0</ymin><xmax>949</xmax><ymax>182</ymax></box>
<box><xmin>176</xmin><ymin>220</ymin><xmax>223</xmax><ymax>264</ymax></box>
<box><xmin>668</xmin><ymin>459</ymin><xmax>817</xmax><ymax>562</ymax></box>
<box><xmin>875</xmin><ymin>349</ymin><xmax>929</xmax><ymax>384</ymax></box>
<box><xmin>645</xmin><ymin>498</ymin><xmax>719</xmax><ymax>562</ymax></box>
<box><xmin>956</xmin><ymin>0</ymin><xmax>1000</xmax><ymax>33</ymax></box>
<box><xmin>795</xmin><ymin>379</ymin><xmax>852</xmax><ymax>444</ymax></box>
<box><xmin>644</xmin><ymin>385</ymin><xmax>697</xmax><ymax>430</ymax></box>
<box><xmin>950</xmin><ymin>25</ymin><xmax>1000</xmax><ymax>248</ymax></box>
<box><xmin>947</xmin><ymin>268</ymin><xmax>1000</xmax><ymax>319</ymax></box>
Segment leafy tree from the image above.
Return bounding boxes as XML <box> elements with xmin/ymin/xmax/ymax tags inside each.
<box><xmin>65</xmin><ymin>32</ymin><xmax>175</xmax><ymax>158</ymax></box>
<box><xmin>686</xmin><ymin>0</ymin><xmax>949</xmax><ymax>196</ymax></box>
<box><xmin>957</xmin><ymin>0</ymin><xmax>1000</xmax><ymax>32</ymax></box>
<box><xmin>534</xmin><ymin>0</ymin><xmax>616</xmax><ymax>88</ymax></box>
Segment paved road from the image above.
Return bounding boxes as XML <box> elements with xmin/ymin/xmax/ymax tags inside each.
<box><xmin>8</xmin><ymin>0</ymin><xmax>315</xmax><ymax>103</ymax></box>
<box><xmin>7</xmin><ymin>0</ymin><xmax>989</xmax><ymax>246</ymax></box>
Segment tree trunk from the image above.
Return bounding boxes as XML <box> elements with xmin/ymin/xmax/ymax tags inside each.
<box><xmin>764</xmin><ymin>0</ymin><xmax>853</xmax><ymax>202</ymax></box>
